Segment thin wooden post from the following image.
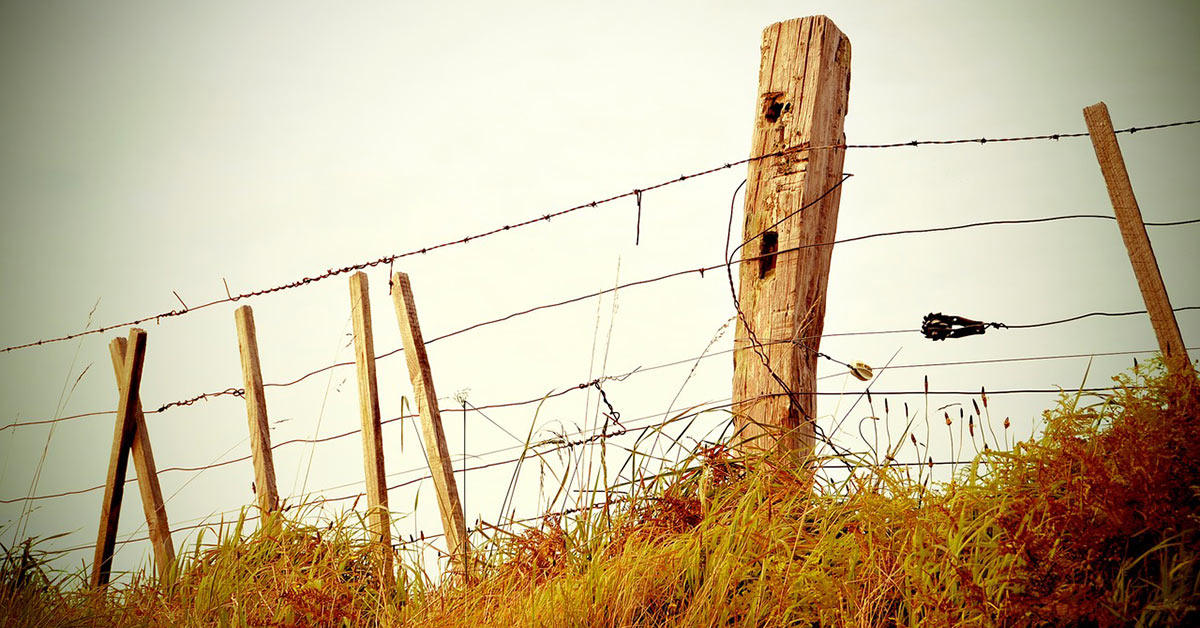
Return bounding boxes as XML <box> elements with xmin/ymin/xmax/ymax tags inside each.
<box><xmin>390</xmin><ymin>272</ymin><xmax>469</xmax><ymax>579</ymax></box>
<box><xmin>732</xmin><ymin>16</ymin><xmax>851</xmax><ymax>457</ymax></box>
<box><xmin>235</xmin><ymin>305</ymin><xmax>280</xmax><ymax>513</ymax></box>
<box><xmin>92</xmin><ymin>328</ymin><xmax>149</xmax><ymax>588</ymax></box>
<box><xmin>106</xmin><ymin>336</ymin><xmax>175</xmax><ymax>583</ymax></box>
<box><xmin>348</xmin><ymin>272</ymin><xmax>394</xmax><ymax>583</ymax></box>
<box><xmin>1083</xmin><ymin>102</ymin><xmax>1193</xmax><ymax>377</ymax></box>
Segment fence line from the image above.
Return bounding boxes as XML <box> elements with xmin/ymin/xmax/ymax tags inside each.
<box><xmin>3</xmin><ymin>117</ymin><xmax>1196</xmax><ymax>356</ymax></box>
<box><xmin>4</xmin><ymin>114</ymin><xmax>1198</xmax><ymax>580</ymax></box>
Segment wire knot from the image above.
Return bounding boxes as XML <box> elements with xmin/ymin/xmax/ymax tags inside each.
<box><xmin>591</xmin><ymin>380</ymin><xmax>621</xmax><ymax>426</ymax></box>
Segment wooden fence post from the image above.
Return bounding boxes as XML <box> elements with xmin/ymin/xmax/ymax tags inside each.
<box><xmin>235</xmin><ymin>305</ymin><xmax>281</xmax><ymax>513</ymax></box>
<box><xmin>105</xmin><ymin>336</ymin><xmax>175</xmax><ymax>583</ymax></box>
<box><xmin>92</xmin><ymin>329</ymin><xmax>150</xmax><ymax>588</ymax></box>
<box><xmin>1083</xmin><ymin>102</ymin><xmax>1193</xmax><ymax>377</ymax></box>
<box><xmin>731</xmin><ymin>16</ymin><xmax>852</xmax><ymax>458</ymax></box>
<box><xmin>390</xmin><ymin>272</ymin><xmax>470</xmax><ymax>580</ymax></box>
<box><xmin>348</xmin><ymin>272</ymin><xmax>394</xmax><ymax>584</ymax></box>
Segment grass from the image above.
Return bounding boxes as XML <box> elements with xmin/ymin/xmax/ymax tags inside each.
<box><xmin>3</xmin><ymin>359</ymin><xmax>1197</xmax><ymax>627</ymax></box>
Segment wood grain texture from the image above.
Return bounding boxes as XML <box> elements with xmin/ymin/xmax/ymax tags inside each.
<box><xmin>1083</xmin><ymin>103</ymin><xmax>1192</xmax><ymax>376</ymax></box>
<box><xmin>235</xmin><ymin>306</ymin><xmax>280</xmax><ymax>513</ymax></box>
<box><xmin>92</xmin><ymin>329</ymin><xmax>148</xmax><ymax>588</ymax></box>
<box><xmin>348</xmin><ymin>272</ymin><xmax>394</xmax><ymax>581</ymax></box>
<box><xmin>390</xmin><ymin>272</ymin><xmax>469</xmax><ymax>578</ymax></box>
<box><xmin>106</xmin><ymin>336</ymin><xmax>175</xmax><ymax>582</ymax></box>
<box><xmin>732</xmin><ymin>16</ymin><xmax>851</xmax><ymax>458</ymax></box>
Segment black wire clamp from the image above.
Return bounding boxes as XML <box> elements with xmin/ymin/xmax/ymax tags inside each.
<box><xmin>921</xmin><ymin>312</ymin><xmax>1006</xmax><ymax>341</ymax></box>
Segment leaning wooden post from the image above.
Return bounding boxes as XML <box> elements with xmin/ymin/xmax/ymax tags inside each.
<box><xmin>390</xmin><ymin>272</ymin><xmax>469</xmax><ymax>580</ymax></box>
<box><xmin>731</xmin><ymin>16</ymin><xmax>851</xmax><ymax>458</ymax></box>
<box><xmin>235</xmin><ymin>306</ymin><xmax>281</xmax><ymax>513</ymax></box>
<box><xmin>92</xmin><ymin>328</ymin><xmax>149</xmax><ymax>588</ymax></box>
<box><xmin>1083</xmin><ymin>102</ymin><xmax>1193</xmax><ymax>378</ymax></box>
<box><xmin>106</xmin><ymin>336</ymin><xmax>175</xmax><ymax>583</ymax></box>
<box><xmin>348</xmin><ymin>272</ymin><xmax>394</xmax><ymax>584</ymax></box>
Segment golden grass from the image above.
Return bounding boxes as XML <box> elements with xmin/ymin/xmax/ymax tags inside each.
<box><xmin>4</xmin><ymin>360</ymin><xmax>1197</xmax><ymax>627</ymax></box>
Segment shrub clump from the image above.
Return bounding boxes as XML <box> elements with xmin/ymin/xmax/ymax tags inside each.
<box><xmin>414</xmin><ymin>361</ymin><xmax>1199</xmax><ymax>627</ymax></box>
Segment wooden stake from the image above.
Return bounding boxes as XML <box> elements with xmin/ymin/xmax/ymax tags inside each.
<box><xmin>348</xmin><ymin>272</ymin><xmax>394</xmax><ymax>581</ymax></box>
<box><xmin>732</xmin><ymin>16</ymin><xmax>851</xmax><ymax>457</ymax></box>
<box><xmin>1083</xmin><ymin>102</ymin><xmax>1193</xmax><ymax>376</ymax></box>
<box><xmin>106</xmin><ymin>336</ymin><xmax>175</xmax><ymax>583</ymax></box>
<box><xmin>92</xmin><ymin>328</ymin><xmax>148</xmax><ymax>588</ymax></box>
<box><xmin>235</xmin><ymin>305</ymin><xmax>280</xmax><ymax>513</ymax></box>
<box><xmin>390</xmin><ymin>272</ymin><xmax>469</xmax><ymax>579</ymax></box>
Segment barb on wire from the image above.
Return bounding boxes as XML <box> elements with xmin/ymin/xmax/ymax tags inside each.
<box><xmin>634</xmin><ymin>189</ymin><xmax>643</xmax><ymax>246</ymax></box>
<box><xmin>157</xmin><ymin>388</ymin><xmax>244</xmax><ymax>412</ymax></box>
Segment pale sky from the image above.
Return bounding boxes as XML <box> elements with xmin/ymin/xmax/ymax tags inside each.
<box><xmin>2</xmin><ymin>1</ymin><xmax>1198</xmax><ymax>580</ymax></box>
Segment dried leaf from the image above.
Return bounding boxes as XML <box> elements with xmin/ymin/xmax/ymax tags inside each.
<box><xmin>849</xmin><ymin>361</ymin><xmax>873</xmax><ymax>381</ymax></box>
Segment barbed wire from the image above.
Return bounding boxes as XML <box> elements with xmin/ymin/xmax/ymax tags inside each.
<box><xmin>841</xmin><ymin>118</ymin><xmax>1200</xmax><ymax>149</ymax></box>
<box><xmin>2</xmin><ymin>283</ymin><xmax>1196</xmax><ymax>444</ymax></box>
<box><xmin>8</xmin><ymin>207</ymin><xmax>1194</xmax><ymax>435</ymax></box>
<box><xmin>0</xmin><ymin>372</ymin><xmax>682</xmax><ymax>505</ymax></box>
<box><xmin>30</xmin><ymin>396</ymin><xmax>749</xmax><ymax>556</ymax></box>
<box><xmin>5</xmin><ymin>339</ymin><xmax>1175</xmax><ymax>509</ymax></box>
<box><xmin>114</xmin><ymin>213</ymin><xmax>1200</xmax><ymax>407</ymax></box>
<box><xmin>37</xmin><ymin>441</ymin><xmax>1056</xmax><ymax>559</ymax></box>
<box><xmin>4</xmin><ymin>117</ymin><xmax>1196</xmax><ymax>356</ymax></box>
<box><xmin>0</xmin><ymin>145</ymin><xmax>816</xmax><ymax>355</ymax></box>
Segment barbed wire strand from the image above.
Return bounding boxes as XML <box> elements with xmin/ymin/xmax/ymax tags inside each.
<box><xmin>5</xmin><ymin>339</ymin><xmax>1175</xmax><ymax>508</ymax></box>
<box><xmin>6</xmin><ymin>209</ymin><xmax>1195</xmax><ymax>434</ymax></box>
<box><xmin>4</xmin><ymin>117</ymin><xmax>1196</xmax><ymax>356</ymax></box>
<box><xmin>840</xmin><ymin>118</ymin><xmax>1199</xmax><ymax>149</ymax></box>
<box><xmin>38</xmin><ymin>441</ymin><xmax>1058</xmax><ymax>559</ymax></box>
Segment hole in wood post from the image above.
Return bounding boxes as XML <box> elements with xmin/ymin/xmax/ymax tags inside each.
<box><xmin>758</xmin><ymin>231</ymin><xmax>779</xmax><ymax>279</ymax></box>
<box><xmin>762</xmin><ymin>92</ymin><xmax>786</xmax><ymax>123</ymax></box>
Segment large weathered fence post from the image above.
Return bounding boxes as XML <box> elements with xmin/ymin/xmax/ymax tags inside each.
<box><xmin>235</xmin><ymin>305</ymin><xmax>281</xmax><ymax>513</ymax></box>
<box><xmin>732</xmin><ymin>16</ymin><xmax>852</xmax><ymax>458</ymax></box>
<box><xmin>1083</xmin><ymin>102</ymin><xmax>1193</xmax><ymax>378</ymax></box>
<box><xmin>349</xmin><ymin>272</ymin><xmax>394</xmax><ymax>585</ymax></box>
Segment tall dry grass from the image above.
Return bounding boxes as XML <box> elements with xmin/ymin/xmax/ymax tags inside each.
<box><xmin>3</xmin><ymin>359</ymin><xmax>1197</xmax><ymax>627</ymax></box>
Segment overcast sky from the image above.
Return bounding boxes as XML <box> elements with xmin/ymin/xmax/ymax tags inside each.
<box><xmin>1</xmin><ymin>1</ymin><xmax>1197</xmax><ymax>581</ymax></box>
